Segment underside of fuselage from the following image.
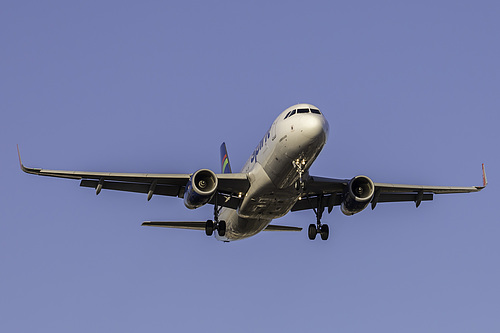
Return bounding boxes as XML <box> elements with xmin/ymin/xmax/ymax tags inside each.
<box><xmin>215</xmin><ymin>211</ymin><xmax>271</xmax><ymax>241</ymax></box>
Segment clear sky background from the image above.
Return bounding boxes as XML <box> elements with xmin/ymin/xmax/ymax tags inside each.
<box><xmin>1</xmin><ymin>1</ymin><xmax>499</xmax><ymax>332</ymax></box>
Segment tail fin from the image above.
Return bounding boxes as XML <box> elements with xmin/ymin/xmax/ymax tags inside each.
<box><xmin>220</xmin><ymin>142</ymin><xmax>232</xmax><ymax>174</ymax></box>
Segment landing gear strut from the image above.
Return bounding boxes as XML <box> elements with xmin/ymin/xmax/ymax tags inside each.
<box><xmin>293</xmin><ymin>158</ymin><xmax>307</xmax><ymax>191</ymax></box>
<box><xmin>205</xmin><ymin>193</ymin><xmax>226</xmax><ymax>237</ymax></box>
<box><xmin>307</xmin><ymin>195</ymin><xmax>330</xmax><ymax>241</ymax></box>
<box><xmin>292</xmin><ymin>159</ymin><xmax>330</xmax><ymax>241</ymax></box>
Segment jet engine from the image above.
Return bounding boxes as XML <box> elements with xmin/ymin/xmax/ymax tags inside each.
<box><xmin>341</xmin><ymin>175</ymin><xmax>375</xmax><ymax>216</ymax></box>
<box><xmin>184</xmin><ymin>169</ymin><xmax>218</xmax><ymax>209</ymax></box>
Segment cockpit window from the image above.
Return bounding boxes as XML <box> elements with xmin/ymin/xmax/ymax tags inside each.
<box><xmin>285</xmin><ymin>107</ymin><xmax>322</xmax><ymax>119</ymax></box>
<box><xmin>285</xmin><ymin>108</ymin><xmax>321</xmax><ymax>119</ymax></box>
<box><xmin>285</xmin><ymin>110</ymin><xmax>296</xmax><ymax>119</ymax></box>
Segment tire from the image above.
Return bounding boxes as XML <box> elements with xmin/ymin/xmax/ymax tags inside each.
<box><xmin>320</xmin><ymin>224</ymin><xmax>329</xmax><ymax>241</ymax></box>
<box><xmin>218</xmin><ymin>220</ymin><xmax>226</xmax><ymax>237</ymax></box>
<box><xmin>205</xmin><ymin>220</ymin><xmax>214</xmax><ymax>236</ymax></box>
<box><xmin>308</xmin><ymin>224</ymin><xmax>317</xmax><ymax>240</ymax></box>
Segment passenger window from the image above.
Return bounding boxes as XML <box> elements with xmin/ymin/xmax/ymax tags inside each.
<box><xmin>311</xmin><ymin>109</ymin><xmax>321</xmax><ymax>114</ymax></box>
<box><xmin>297</xmin><ymin>108</ymin><xmax>309</xmax><ymax>114</ymax></box>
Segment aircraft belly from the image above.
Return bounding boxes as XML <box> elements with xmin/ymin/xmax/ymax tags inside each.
<box><xmin>217</xmin><ymin>208</ymin><xmax>271</xmax><ymax>241</ymax></box>
<box><xmin>264</xmin><ymin>138</ymin><xmax>324</xmax><ymax>189</ymax></box>
<box><xmin>239</xmin><ymin>192</ymin><xmax>297</xmax><ymax>218</ymax></box>
<box><xmin>238</xmin><ymin>162</ymin><xmax>298</xmax><ymax>219</ymax></box>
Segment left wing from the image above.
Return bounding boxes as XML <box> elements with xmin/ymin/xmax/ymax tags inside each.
<box><xmin>292</xmin><ymin>165</ymin><xmax>487</xmax><ymax>212</ymax></box>
<box><xmin>18</xmin><ymin>146</ymin><xmax>249</xmax><ymax>208</ymax></box>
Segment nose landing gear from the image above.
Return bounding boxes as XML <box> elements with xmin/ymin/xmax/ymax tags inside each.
<box><xmin>292</xmin><ymin>158</ymin><xmax>330</xmax><ymax>241</ymax></box>
<box><xmin>293</xmin><ymin>158</ymin><xmax>307</xmax><ymax>191</ymax></box>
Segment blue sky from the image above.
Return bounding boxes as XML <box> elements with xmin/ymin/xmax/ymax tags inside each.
<box><xmin>1</xmin><ymin>1</ymin><xmax>499</xmax><ymax>332</ymax></box>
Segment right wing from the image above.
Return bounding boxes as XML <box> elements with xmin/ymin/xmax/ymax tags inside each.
<box><xmin>18</xmin><ymin>146</ymin><xmax>250</xmax><ymax>209</ymax></box>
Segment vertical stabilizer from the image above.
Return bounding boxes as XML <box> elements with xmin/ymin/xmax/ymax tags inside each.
<box><xmin>220</xmin><ymin>142</ymin><xmax>232</xmax><ymax>174</ymax></box>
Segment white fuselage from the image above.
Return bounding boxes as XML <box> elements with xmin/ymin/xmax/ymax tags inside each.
<box><xmin>216</xmin><ymin>104</ymin><xmax>329</xmax><ymax>241</ymax></box>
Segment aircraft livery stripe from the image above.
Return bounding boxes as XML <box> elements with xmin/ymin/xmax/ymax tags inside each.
<box><xmin>222</xmin><ymin>154</ymin><xmax>229</xmax><ymax>173</ymax></box>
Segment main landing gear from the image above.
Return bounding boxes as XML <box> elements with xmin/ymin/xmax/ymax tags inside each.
<box><xmin>308</xmin><ymin>204</ymin><xmax>329</xmax><ymax>241</ymax></box>
<box><xmin>205</xmin><ymin>219</ymin><xmax>226</xmax><ymax>237</ymax></box>
<box><xmin>205</xmin><ymin>193</ymin><xmax>226</xmax><ymax>237</ymax></box>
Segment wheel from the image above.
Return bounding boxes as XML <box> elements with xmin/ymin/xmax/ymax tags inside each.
<box><xmin>308</xmin><ymin>224</ymin><xmax>317</xmax><ymax>240</ymax></box>
<box><xmin>217</xmin><ymin>220</ymin><xmax>226</xmax><ymax>237</ymax></box>
<box><xmin>205</xmin><ymin>220</ymin><xmax>214</xmax><ymax>236</ymax></box>
<box><xmin>320</xmin><ymin>224</ymin><xmax>329</xmax><ymax>241</ymax></box>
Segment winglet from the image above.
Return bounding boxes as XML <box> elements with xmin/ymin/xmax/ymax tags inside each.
<box><xmin>482</xmin><ymin>163</ymin><xmax>488</xmax><ymax>188</ymax></box>
<box><xmin>17</xmin><ymin>144</ymin><xmax>22</xmax><ymax>169</ymax></box>
<box><xmin>17</xmin><ymin>145</ymin><xmax>40</xmax><ymax>175</ymax></box>
<box><xmin>17</xmin><ymin>144</ymin><xmax>28</xmax><ymax>173</ymax></box>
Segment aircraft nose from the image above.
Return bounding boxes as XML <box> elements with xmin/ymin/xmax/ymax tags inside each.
<box><xmin>300</xmin><ymin>114</ymin><xmax>329</xmax><ymax>142</ymax></box>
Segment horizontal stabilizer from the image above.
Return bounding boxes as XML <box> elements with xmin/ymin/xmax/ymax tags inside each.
<box><xmin>264</xmin><ymin>224</ymin><xmax>302</xmax><ymax>232</ymax></box>
<box><xmin>142</xmin><ymin>221</ymin><xmax>302</xmax><ymax>232</ymax></box>
<box><xmin>142</xmin><ymin>221</ymin><xmax>206</xmax><ymax>230</ymax></box>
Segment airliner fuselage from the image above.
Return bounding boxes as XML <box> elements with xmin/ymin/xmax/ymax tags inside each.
<box><xmin>218</xmin><ymin>104</ymin><xmax>329</xmax><ymax>241</ymax></box>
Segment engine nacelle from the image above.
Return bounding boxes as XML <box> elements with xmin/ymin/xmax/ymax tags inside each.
<box><xmin>184</xmin><ymin>169</ymin><xmax>218</xmax><ymax>209</ymax></box>
<box><xmin>341</xmin><ymin>175</ymin><xmax>375</xmax><ymax>216</ymax></box>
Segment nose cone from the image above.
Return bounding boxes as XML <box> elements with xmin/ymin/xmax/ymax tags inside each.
<box><xmin>300</xmin><ymin>114</ymin><xmax>329</xmax><ymax>143</ymax></box>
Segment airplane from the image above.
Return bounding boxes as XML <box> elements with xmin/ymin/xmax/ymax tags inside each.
<box><xmin>18</xmin><ymin>103</ymin><xmax>487</xmax><ymax>242</ymax></box>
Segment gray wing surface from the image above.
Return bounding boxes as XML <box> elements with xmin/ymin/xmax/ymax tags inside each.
<box><xmin>292</xmin><ymin>167</ymin><xmax>487</xmax><ymax>212</ymax></box>
<box><xmin>18</xmin><ymin>147</ymin><xmax>249</xmax><ymax>209</ymax></box>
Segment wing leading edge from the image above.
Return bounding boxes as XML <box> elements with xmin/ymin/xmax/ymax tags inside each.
<box><xmin>17</xmin><ymin>146</ymin><xmax>249</xmax><ymax>208</ymax></box>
